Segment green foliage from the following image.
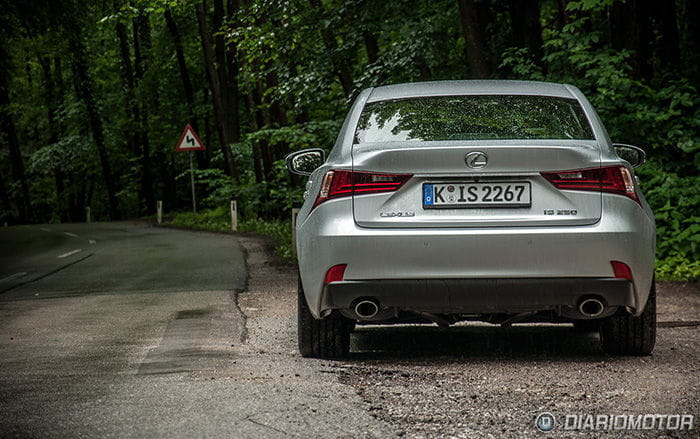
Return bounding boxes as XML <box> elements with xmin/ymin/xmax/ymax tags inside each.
<box><xmin>2</xmin><ymin>0</ymin><xmax>697</xmax><ymax>281</ymax></box>
<box><xmin>169</xmin><ymin>206</ymin><xmax>231</xmax><ymax>232</ymax></box>
<box><xmin>656</xmin><ymin>257</ymin><xmax>700</xmax><ymax>282</ymax></box>
<box><xmin>641</xmin><ymin>163</ymin><xmax>700</xmax><ymax>264</ymax></box>
<box><xmin>501</xmin><ymin>7</ymin><xmax>699</xmax><ymax>281</ymax></box>
<box><xmin>168</xmin><ymin>208</ymin><xmax>295</xmax><ymax>264</ymax></box>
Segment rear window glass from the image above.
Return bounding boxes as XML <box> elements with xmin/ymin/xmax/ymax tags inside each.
<box><xmin>354</xmin><ymin>95</ymin><xmax>594</xmax><ymax>143</ymax></box>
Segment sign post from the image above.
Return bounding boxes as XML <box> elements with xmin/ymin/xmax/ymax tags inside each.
<box><xmin>175</xmin><ymin>124</ymin><xmax>206</xmax><ymax>213</ymax></box>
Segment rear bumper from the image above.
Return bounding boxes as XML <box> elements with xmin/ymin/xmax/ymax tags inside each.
<box><xmin>297</xmin><ymin>195</ymin><xmax>655</xmax><ymax>319</ymax></box>
<box><xmin>323</xmin><ymin>277</ymin><xmax>634</xmax><ymax>317</ymax></box>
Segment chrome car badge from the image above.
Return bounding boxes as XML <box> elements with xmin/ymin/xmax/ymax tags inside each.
<box><xmin>465</xmin><ymin>151</ymin><xmax>488</xmax><ymax>169</ymax></box>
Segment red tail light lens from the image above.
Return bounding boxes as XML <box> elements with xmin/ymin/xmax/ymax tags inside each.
<box><xmin>611</xmin><ymin>261</ymin><xmax>633</xmax><ymax>281</ymax></box>
<box><xmin>541</xmin><ymin>166</ymin><xmax>639</xmax><ymax>204</ymax></box>
<box><xmin>312</xmin><ymin>170</ymin><xmax>412</xmax><ymax>210</ymax></box>
<box><xmin>324</xmin><ymin>264</ymin><xmax>347</xmax><ymax>284</ymax></box>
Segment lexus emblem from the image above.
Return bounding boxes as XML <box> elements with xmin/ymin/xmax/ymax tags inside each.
<box><xmin>465</xmin><ymin>151</ymin><xmax>488</xmax><ymax>169</ymax></box>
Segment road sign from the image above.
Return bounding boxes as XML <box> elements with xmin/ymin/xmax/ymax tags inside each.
<box><xmin>175</xmin><ymin>124</ymin><xmax>206</xmax><ymax>151</ymax></box>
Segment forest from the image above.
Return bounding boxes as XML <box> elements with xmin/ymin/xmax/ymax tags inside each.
<box><xmin>0</xmin><ymin>0</ymin><xmax>698</xmax><ymax>280</ymax></box>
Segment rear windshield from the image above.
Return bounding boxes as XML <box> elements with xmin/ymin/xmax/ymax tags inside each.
<box><xmin>354</xmin><ymin>95</ymin><xmax>595</xmax><ymax>143</ymax></box>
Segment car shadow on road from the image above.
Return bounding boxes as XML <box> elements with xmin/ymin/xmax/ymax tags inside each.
<box><xmin>349</xmin><ymin>324</ymin><xmax>607</xmax><ymax>361</ymax></box>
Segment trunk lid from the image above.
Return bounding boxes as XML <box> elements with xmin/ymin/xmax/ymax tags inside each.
<box><xmin>351</xmin><ymin>141</ymin><xmax>602</xmax><ymax>228</ymax></box>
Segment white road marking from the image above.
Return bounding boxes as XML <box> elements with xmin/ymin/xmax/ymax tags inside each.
<box><xmin>64</xmin><ymin>232</ymin><xmax>79</xmax><ymax>237</ymax></box>
<box><xmin>89</xmin><ymin>240</ymin><xmax>96</xmax><ymax>245</ymax></box>
<box><xmin>40</xmin><ymin>228</ymin><xmax>50</xmax><ymax>232</ymax></box>
<box><xmin>0</xmin><ymin>272</ymin><xmax>27</xmax><ymax>283</ymax></box>
<box><xmin>57</xmin><ymin>249</ymin><xmax>82</xmax><ymax>258</ymax></box>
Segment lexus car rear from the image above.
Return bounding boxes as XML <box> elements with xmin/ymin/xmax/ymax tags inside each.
<box><xmin>286</xmin><ymin>80</ymin><xmax>656</xmax><ymax>359</ymax></box>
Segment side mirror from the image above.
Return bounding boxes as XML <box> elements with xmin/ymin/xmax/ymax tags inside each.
<box><xmin>285</xmin><ymin>148</ymin><xmax>325</xmax><ymax>176</ymax></box>
<box><xmin>613</xmin><ymin>143</ymin><xmax>646</xmax><ymax>168</ymax></box>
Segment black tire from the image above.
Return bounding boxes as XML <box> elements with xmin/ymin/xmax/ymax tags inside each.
<box><xmin>599</xmin><ymin>278</ymin><xmax>656</xmax><ymax>356</ymax></box>
<box><xmin>573</xmin><ymin>319</ymin><xmax>601</xmax><ymax>333</ymax></box>
<box><xmin>298</xmin><ymin>274</ymin><xmax>352</xmax><ymax>359</ymax></box>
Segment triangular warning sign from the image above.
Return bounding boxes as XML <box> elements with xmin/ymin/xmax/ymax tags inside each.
<box><xmin>175</xmin><ymin>124</ymin><xmax>206</xmax><ymax>151</ymax></box>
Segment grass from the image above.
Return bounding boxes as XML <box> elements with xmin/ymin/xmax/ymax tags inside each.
<box><xmin>167</xmin><ymin>207</ymin><xmax>296</xmax><ymax>265</ymax></box>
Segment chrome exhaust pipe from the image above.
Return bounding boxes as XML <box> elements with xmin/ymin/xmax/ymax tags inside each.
<box><xmin>354</xmin><ymin>300</ymin><xmax>379</xmax><ymax>319</ymax></box>
<box><xmin>578</xmin><ymin>297</ymin><xmax>605</xmax><ymax>318</ymax></box>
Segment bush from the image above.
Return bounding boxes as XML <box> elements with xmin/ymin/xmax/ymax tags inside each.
<box><xmin>169</xmin><ymin>206</ymin><xmax>231</xmax><ymax>232</ymax></box>
<box><xmin>656</xmin><ymin>256</ymin><xmax>700</xmax><ymax>282</ymax></box>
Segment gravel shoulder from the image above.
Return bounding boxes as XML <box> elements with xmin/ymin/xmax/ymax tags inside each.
<box><xmin>331</xmin><ymin>283</ymin><xmax>699</xmax><ymax>438</ymax></box>
<box><xmin>240</xmin><ymin>234</ymin><xmax>698</xmax><ymax>438</ymax></box>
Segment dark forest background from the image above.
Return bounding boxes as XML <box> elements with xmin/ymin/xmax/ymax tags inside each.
<box><xmin>0</xmin><ymin>0</ymin><xmax>698</xmax><ymax>279</ymax></box>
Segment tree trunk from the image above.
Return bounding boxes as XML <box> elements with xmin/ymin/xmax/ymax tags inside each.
<box><xmin>133</xmin><ymin>11</ymin><xmax>156</xmax><ymax>214</ymax></box>
<box><xmin>652</xmin><ymin>0</ymin><xmax>680</xmax><ymax>69</ymax></box>
<box><xmin>0</xmin><ymin>173</ymin><xmax>11</xmax><ymax>223</ymax></box>
<box><xmin>68</xmin><ymin>27</ymin><xmax>120</xmax><ymax>220</ymax></box>
<box><xmin>0</xmin><ymin>46</ymin><xmax>32</xmax><ymax>223</ymax></box>
<box><xmin>164</xmin><ymin>7</ymin><xmax>208</xmax><ymax>169</ymax></box>
<box><xmin>611</xmin><ymin>0</ymin><xmax>652</xmax><ymax>80</ymax></box>
<box><xmin>683</xmin><ymin>0</ymin><xmax>700</xmax><ymax>82</ymax></box>
<box><xmin>195</xmin><ymin>0</ymin><xmax>237</xmax><ymax>178</ymax></box>
<box><xmin>307</xmin><ymin>0</ymin><xmax>355</xmax><ymax>98</ymax></box>
<box><xmin>115</xmin><ymin>19</ymin><xmax>139</xmax><ymax>156</ymax></box>
<box><xmin>38</xmin><ymin>55</ymin><xmax>70</xmax><ymax>222</ymax></box>
<box><xmin>456</xmin><ymin>0</ymin><xmax>491</xmax><ymax>78</ymax></box>
<box><xmin>254</xmin><ymin>80</ymin><xmax>274</xmax><ymax>181</ymax></box>
<box><xmin>212</xmin><ymin>0</ymin><xmax>229</xmax><ymax>122</ymax></box>
<box><xmin>508</xmin><ymin>0</ymin><xmax>544</xmax><ymax>64</ymax></box>
<box><xmin>363</xmin><ymin>31</ymin><xmax>379</xmax><ymax>64</ymax></box>
<box><xmin>416</xmin><ymin>56</ymin><xmax>432</xmax><ymax>80</ymax></box>
<box><xmin>225</xmin><ymin>0</ymin><xmax>241</xmax><ymax>144</ymax></box>
<box><xmin>244</xmin><ymin>92</ymin><xmax>264</xmax><ymax>184</ymax></box>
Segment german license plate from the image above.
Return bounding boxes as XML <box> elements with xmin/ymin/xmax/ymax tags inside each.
<box><xmin>423</xmin><ymin>182</ymin><xmax>531</xmax><ymax>208</ymax></box>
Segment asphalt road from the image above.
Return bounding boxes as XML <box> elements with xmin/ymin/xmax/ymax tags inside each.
<box><xmin>0</xmin><ymin>223</ymin><xmax>393</xmax><ymax>438</ymax></box>
<box><xmin>0</xmin><ymin>222</ymin><xmax>698</xmax><ymax>438</ymax></box>
<box><xmin>0</xmin><ymin>222</ymin><xmax>246</xmax><ymax>298</ymax></box>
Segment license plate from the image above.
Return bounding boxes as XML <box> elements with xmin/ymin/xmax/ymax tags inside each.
<box><xmin>423</xmin><ymin>182</ymin><xmax>531</xmax><ymax>208</ymax></box>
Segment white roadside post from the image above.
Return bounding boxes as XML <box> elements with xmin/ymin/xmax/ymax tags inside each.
<box><xmin>230</xmin><ymin>200</ymin><xmax>238</xmax><ymax>231</ymax></box>
<box><xmin>291</xmin><ymin>208</ymin><xmax>300</xmax><ymax>255</ymax></box>
<box><xmin>85</xmin><ymin>206</ymin><xmax>91</xmax><ymax>223</ymax></box>
<box><xmin>174</xmin><ymin>124</ymin><xmax>206</xmax><ymax>214</ymax></box>
<box><xmin>156</xmin><ymin>200</ymin><xmax>163</xmax><ymax>224</ymax></box>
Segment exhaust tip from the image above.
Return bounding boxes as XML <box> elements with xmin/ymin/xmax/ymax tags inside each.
<box><xmin>354</xmin><ymin>300</ymin><xmax>379</xmax><ymax>319</ymax></box>
<box><xmin>578</xmin><ymin>297</ymin><xmax>605</xmax><ymax>318</ymax></box>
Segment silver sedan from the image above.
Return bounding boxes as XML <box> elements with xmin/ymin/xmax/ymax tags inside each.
<box><xmin>286</xmin><ymin>80</ymin><xmax>656</xmax><ymax>359</ymax></box>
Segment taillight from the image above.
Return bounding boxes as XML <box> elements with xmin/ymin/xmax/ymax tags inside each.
<box><xmin>312</xmin><ymin>170</ymin><xmax>412</xmax><ymax>210</ymax></box>
<box><xmin>541</xmin><ymin>166</ymin><xmax>639</xmax><ymax>204</ymax></box>
<box><xmin>611</xmin><ymin>261</ymin><xmax>633</xmax><ymax>281</ymax></box>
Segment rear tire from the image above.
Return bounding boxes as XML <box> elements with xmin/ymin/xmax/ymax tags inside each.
<box><xmin>599</xmin><ymin>278</ymin><xmax>656</xmax><ymax>355</ymax></box>
<box><xmin>298</xmin><ymin>274</ymin><xmax>352</xmax><ymax>359</ymax></box>
<box><xmin>573</xmin><ymin>319</ymin><xmax>600</xmax><ymax>333</ymax></box>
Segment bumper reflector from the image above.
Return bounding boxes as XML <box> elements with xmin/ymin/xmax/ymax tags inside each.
<box><xmin>611</xmin><ymin>261</ymin><xmax>633</xmax><ymax>281</ymax></box>
<box><xmin>324</xmin><ymin>264</ymin><xmax>347</xmax><ymax>284</ymax></box>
